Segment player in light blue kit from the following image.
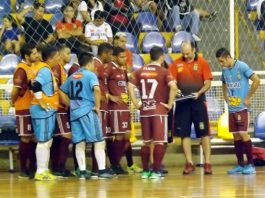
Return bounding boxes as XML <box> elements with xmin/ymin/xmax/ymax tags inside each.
<box><xmin>216</xmin><ymin>48</ymin><xmax>260</xmax><ymax>175</ymax></box>
<box><xmin>60</xmin><ymin>52</ymin><xmax>113</xmax><ymax>179</ymax></box>
<box><xmin>30</xmin><ymin>46</ymin><xmax>60</xmax><ymax>181</ymax></box>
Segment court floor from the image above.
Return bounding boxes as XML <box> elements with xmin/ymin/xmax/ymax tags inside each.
<box><xmin>1</xmin><ymin>166</ymin><xmax>265</xmax><ymax>198</ymax></box>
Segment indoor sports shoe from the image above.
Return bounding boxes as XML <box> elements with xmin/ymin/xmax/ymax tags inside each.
<box><xmin>90</xmin><ymin>172</ymin><xmax>99</xmax><ymax>179</ymax></box>
<box><xmin>149</xmin><ymin>171</ymin><xmax>161</xmax><ymax>179</ymax></box>
<box><xmin>112</xmin><ymin>165</ymin><xmax>128</xmax><ymax>175</ymax></box>
<box><xmin>127</xmin><ymin>164</ymin><xmax>143</xmax><ymax>174</ymax></box>
<box><xmin>204</xmin><ymin>163</ymin><xmax>213</xmax><ymax>175</ymax></box>
<box><xmin>141</xmin><ymin>171</ymin><xmax>151</xmax><ymax>179</ymax></box>
<box><xmin>79</xmin><ymin>170</ymin><xmax>91</xmax><ymax>180</ymax></box>
<box><xmin>98</xmin><ymin>169</ymin><xmax>114</xmax><ymax>179</ymax></box>
<box><xmin>34</xmin><ymin>171</ymin><xmax>57</xmax><ymax>181</ymax></box>
<box><xmin>183</xmin><ymin>163</ymin><xmax>195</xmax><ymax>175</ymax></box>
<box><xmin>242</xmin><ymin>164</ymin><xmax>256</xmax><ymax>175</ymax></box>
<box><xmin>227</xmin><ymin>165</ymin><xmax>244</xmax><ymax>175</ymax></box>
<box><xmin>18</xmin><ymin>171</ymin><xmax>30</xmax><ymax>179</ymax></box>
<box><xmin>72</xmin><ymin>168</ymin><xmax>81</xmax><ymax>177</ymax></box>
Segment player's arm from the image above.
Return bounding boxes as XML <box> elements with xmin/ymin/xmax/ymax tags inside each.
<box><xmin>245</xmin><ymin>73</ymin><xmax>260</xmax><ymax>106</ymax></box>
<box><xmin>128</xmin><ymin>82</ymin><xmax>141</xmax><ymax>109</ymax></box>
<box><xmin>193</xmin><ymin>80</ymin><xmax>211</xmax><ymax>99</ymax></box>
<box><xmin>10</xmin><ymin>68</ymin><xmax>27</xmax><ymax>106</ymax></box>
<box><xmin>93</xmin><ymin>85</ymin><xmax>101</xmax><ymax>113</ymax></box>
<box><xmin>161</xmin><ymin>81</ymin><xmax>177</xmax><ymax>110</ymax></box>
<box><xmin>59</xmin><ymin>90</ymin><xmax>70</xmax><ymax>107</ymax></box>
<box><xmin>10</xmin><ymin>87</ymin><xmax>20</xmax><ymax>107</ymax></box>
<box><xmin>222</xmin><ymin>82</ymin><xmax>228</xmax><ymax>103</ymax></box>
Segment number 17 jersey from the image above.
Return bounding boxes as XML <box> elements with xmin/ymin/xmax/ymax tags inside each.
<box><xmin>129</xmin><ymin>64</ymin><xmax>175</xmax><ymax>116</ymax></box>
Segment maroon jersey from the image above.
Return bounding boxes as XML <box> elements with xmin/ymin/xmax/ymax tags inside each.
<box><xmin>130</xmin><ymin>63</ymin><xmax>175</xmax><ymax>116</ymax></box>
<box><xmin>94</xmin><ymin>57</ymin><xmax>109</xmax><ymax>110</ymax></box>
<box><xmin>107</xmin><ymin>62</ymin><xmax>129</xmax><ymax>111</ymax></box>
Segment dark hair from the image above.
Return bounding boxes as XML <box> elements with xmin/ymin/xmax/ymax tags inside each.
<box><xmin>57</xmin><ymin>44</ymin><xmax>70</xmax><ymax>52</ymax></box>
<box><xmin>3</xmin><ymin>14</ymin><xmax>18</xmax><ymax>28</ymax></box>
<box><xmin>41</xmin><ymin>46</ymin><xmax>58</xmax><ymax>62</ymax></box>
<box><xmin>216</xmin><ymin>47</ymin><xmax>231</xmax><ymax>58</ymax></box>
<box><xmin>33</xmin><ymin>1</ymin><xmax>45</xmax><ymax>10</ymax></box>
<box><xmin>98</xmin><ymin>43</ymin><xmax>113</xmax><ymax>56</ymax></box>
<box><xmin>150</xmin><ymin>46</ymin><xmax>164</xmax><ymax>61</ymax></box>
<box><xmin>20</xmin><ymin>43</ymin><xmax>36</xmax><ymax>60</ymax></box>
<box><xmin>113</xmin><ymin>47</ymin><xmax>125</xmax><ymax>56</ymax></box>
<box><xmin>61</xmin><ymin>2</ymin><xmax>76</xmax><ymax>22</ymax></box>
<box><xmin>78</xmin><ymin>52</ymin><xmax>93</xmax><ymax>67</ymax></box>
<box><xmin>94</xmin><ymin>10</ymin><xmax>105</xmax><ymax>20</ymax></box>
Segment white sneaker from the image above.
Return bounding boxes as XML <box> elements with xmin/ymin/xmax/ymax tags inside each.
<box><xmin>192</xmin><ymin>34</ymin><xmax>201</xmax><ymax>42</ymax></box>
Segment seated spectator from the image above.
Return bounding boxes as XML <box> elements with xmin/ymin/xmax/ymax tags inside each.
<box><xmin>131</xmin><ymin>0</ymin><xmax>157</xmax><ymax>14</ymax></box>
<box><xmin>257</xmin><ymin>0</ymin><xmax>265</xmax><ymax>30</ymax></box>
<box><xmin>0</xmin><ymin>15</ymin><xmax>22</xmax><ymax>54</ymax></box>
<box><xmin>85</xmin><ymin>10</ymin><xmax>113</xmax><ymax>55</ymax></box>
<box><xmin>104</xmin><ymin>0</ymin><xmax>141</xmax><ymax>37</ymax></box>
<box><xmin>16</xmin><ymin>2</ymin><xmax>54</xmax><ymax>45</ymax></box>
<box><xmin>56</xmin><ymin>3</ymin><xmax>84</xmax><ymax>53</ymax></box>
<box><xmin>113</xmin><ymin>32</ymin><xmax>133</xmax><ymax>71</ymax></box>
<box><xmin>87</xmin><ymin>0</ymin><xmax>104</xmax><ymax>21</ymax></box>
<box><xmin>75</xmin><ymin>0</ymin><xmax>91</xmax><ymax>24</ymax></box>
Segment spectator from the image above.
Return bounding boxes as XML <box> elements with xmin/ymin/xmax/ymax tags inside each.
<box><xmin>87</xmin><ymin>0</ymin><xmax>104</xmax><ymax>21</ymax></box>
<box><xmin>85</xmin><ymin>10</ymin><xmax>113</xmax><ymax>55</ymax></box>
<box><xmin>16</xmin><ymin>2</ymin><xmax>54</xmax><ymax>45</ymax></box>
<box><xmin>0</xmin><ymin>15</ymin><xmax>22</xmax><ymax>54</ymax></box>
<box><xmin>56</xmin><ymin>3</ymin><xmax>84</xmax><ymax>53</ymax></box>
<box><xmin>75</xmin><ymin>0</ymin><xmax>91</xmax><ymax>24</ymax></box>
<box><xmin>104</xmin><ymin>0</ymin><xmax>141</xmax><ymax>37</ymax></box>
<box><xmin>257</xmin><ymin>0</ymin><xmax>265</xmax><ymax>30</ymax></box>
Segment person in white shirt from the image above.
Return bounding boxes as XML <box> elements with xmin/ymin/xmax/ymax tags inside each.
<box><xmin>87</xmin><ymin>0</ymin><xmax>104</xmax><ymax>21</ymax></box>
<box><xmin>85</xmin><ymin>10</ymin><xmax>113</xmax><ymax>55</ymax></box>
<box><xmin>76</xmin><ymin>0</ymin><xmax>91</xmax><ymax>23</ymax></box>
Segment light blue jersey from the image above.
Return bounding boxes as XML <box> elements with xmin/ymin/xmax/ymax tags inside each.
<box><xmin>30</xmin><ymin>67</ymin><xmax>57</xmax><ymax>119</ymax></box>
<box><xmin>221</xmin><ymin>60</ymin><xmax>254</xmax><ymax>112</ymax></box>
<box><xmin>60</xmin><ymin>68</ymin><xmax>99</xmax><ymax>121</ymax></box>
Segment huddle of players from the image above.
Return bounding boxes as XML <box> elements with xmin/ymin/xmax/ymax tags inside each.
<box><xmin>11</xmin><ymin>42</ymin><xmax>147</xmax><ymax>180</ymax></box>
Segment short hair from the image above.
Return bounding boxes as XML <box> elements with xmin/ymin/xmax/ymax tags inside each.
<box><xmin>113</xmin><ymin>47</ymin><xmax>125</xmax><ymax>56</ymax></box>
<box><xmin>78</xmin><ymin>52</ymin><xmax>93</xmax><ymax>67</ymax></box>
<box><xmin>33</xmin><ymin>1</ymin><xmax>44</xmax><ymax>10</ymax></box>
<box><xmin>57</xmin><ymin>44</ymin><xmax>69</xmax><ymax>52</ymax></box>
<box><xmin>41</xmin><ymin>46</ymin><xmax>58</xmax><ymax>62</ymax></box>
<box><xmin>114</xmin><ymin>32</ymin><xmax>127</xmax><ymax>40</ymax></box>
<box><xmin>20</xmin><ymin>43</ymin><xmax>36</xmax><ymax>60</ymax></box>
<box><xmin>94</xmin><ymin>10</ymin><xmax>105</xmax><ymax>20</ymax></box>
<box><xmin>150</xmin><ymin>46</ymin><xmax>164</xmax><ymax>61</ymax></box>
<box><xmin>181</xmin><ymin>40</ymin><xmax>197</xmax><ymax>50</ymax></box>
<box><xmin>216</xmin><ymin>47</ymin><xmax>231</xmax><ymax>58</ymax></box>
<box><xmin>98</xmin><ymin>43</ymin><xmax>113</xmax><ymax>56</ymax></box>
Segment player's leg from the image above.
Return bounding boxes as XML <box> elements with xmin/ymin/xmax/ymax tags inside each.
<box><xmin>227</xmin><ymin>111</ymin><xmax>245</xmax><ymax>174</ymax></box>
<box><xmin>150</xmin><ymin>116</ymin><xmax>168</xmax><ymax>179</ymax></box>
<box><xmin>237</xmin><ymin>110</ymin><xmax>255</xmax><ymax>174</ymax></box>
<box><xmin>192</xmin><ymin>100</ymin><xmax>212</xmax><ymax>174</ymax></box>
<box><xmin>33</xmin><ymin>114</ymin><xmax>57</xmax><ymax>180</ymax></box>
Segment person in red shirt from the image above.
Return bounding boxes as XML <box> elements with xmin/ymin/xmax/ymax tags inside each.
<box><xmin>169</xmin><ymin>40</ymin><xmax>213</xmax><ymax>175</ymax></box>
<box><xmin>128</xmin><ymin>46</ymin><xmax>177</xmax><ymax>179</ymax></box>
<box><xmin>50</xmin><ymin>45</ymin><xmax>73</xmax><ymax>177</ymax></box>
<box><xmin>11</xmin><ymin>44</ymin><xmax>40</xmax><ymax>179</ymax></box>
<box><xmin>56</xmin><ymin>3</ymin><xmax>84</xmax><ymax>53</ymax></box>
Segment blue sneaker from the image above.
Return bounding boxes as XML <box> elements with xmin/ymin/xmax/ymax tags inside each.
<box><xmin>227</xmin><ymin>165</ymin><xmax>244</xmax><ymax>175</ymax></box>
<box><xmin>242</xmin><ymin>164</ymin><xmax>256</xmax><ymax>175</ymax></box>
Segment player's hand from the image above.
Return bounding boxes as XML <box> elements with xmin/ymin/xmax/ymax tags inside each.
<box><xmin>176</xmin><ymin>89</ymin><xmax>182</xmax><ymax>97</ymax></box>
<box><xmin>192</xmin><ymin>92</ymin><xmax>200</xmax><ymax>100</ymax></box>
<box><xmin>160</xmin><ymin>102</ymin><xmax>173</xmax><ymax>110</ymax></box>
<box><xmin>93</xmin><ymin>107</ymin><xmax>100</xmax><ymax>114</ymax></box>
<box><xmin>39</xmin><ymin>100</ymin><xmax>52</xmax><ymax>111</ymax></box>
<box><xmin>108</xmin><ymin>95</ymin><xmax>124</xmax><ymax>105</ymax></box>
<box><xmin>244</xmin><ymin>97</ymin><xmax>251</xmax><ymax>108</ymax></box>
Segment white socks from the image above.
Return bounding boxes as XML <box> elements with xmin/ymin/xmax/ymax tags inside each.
<box><xmin>75</xmin><ymin>141</ymin><xmax>86</xmax><ymax>171</ymax></box>
<box><xmin>94</xmin><ymin>141</ymin><xmax>106</xmax><ymax>170</ymax></box>
<box><xmin>36</xmin><ymin>139</ymin><xmax>53</xmax><ymax>174</ymax></box>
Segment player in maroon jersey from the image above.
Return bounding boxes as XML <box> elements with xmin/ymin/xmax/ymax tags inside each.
<box><xmin>50</xmin><ymin>44</ymin><xmax>73</xmax><ymax>177</ymax></box>
<box><xmin>128</xmin><ymin>47</ymin><xmax>177</xmax><ymax>179</ymax></box>
<box><xmin>106</xmin><ymin>47</ymin><xmax>133</xmax><ymax>174</ymax></box>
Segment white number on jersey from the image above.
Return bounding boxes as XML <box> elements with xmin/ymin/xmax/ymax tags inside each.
<box><xmin>140</xmin><ymin>79</ymin><xmax>158</xmax><ymax>99</ymax></box>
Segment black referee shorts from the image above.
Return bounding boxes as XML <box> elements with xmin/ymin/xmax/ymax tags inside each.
<box><xmin>173</xmin><ymin>98</ymin><xmax>210</xmax><ymax>138</ymax></box>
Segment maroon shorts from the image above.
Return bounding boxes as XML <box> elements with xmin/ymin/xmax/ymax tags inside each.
<box><xmin>229</xmin><ymin>109</ymin><xmax>249</xmax><ymax>133</ymax></box>
<box><xmin>99</xmin><ymin>110</ymin><xmax>112</xmax><ymax>139</ymax></box>
<box><xmin>109</xmin><ymin>110</ymin><xmax>131</xmax><ymax>134</ymax></box>
<box><xmin>16</xmin><ymin>115</ymin><xmax>34</xmax><ymax>136</ymax></box>
<box><xmin>140</xmin><ymin>116</ymin><xmax>168</xmax><ymax>143</ymax></box>
<box><xmin>54</xmin><ymin>112</ymin><xmax>71</xmax><ymax>136</ymax></box>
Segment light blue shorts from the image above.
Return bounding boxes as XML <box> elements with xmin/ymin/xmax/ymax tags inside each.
<box><xmin>32</xmin><ymin>113</ymin><xmax>56</xmax><ymax>142</ymax></box>
<box><xmin>71</xmin><ymin>110</ymin><xmax>103</xmax><ymax>143</ymax></box>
